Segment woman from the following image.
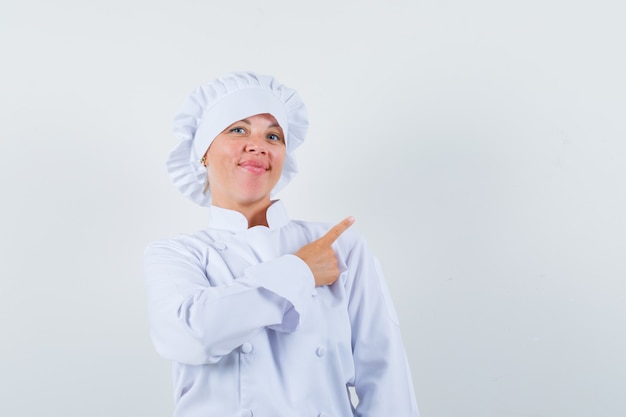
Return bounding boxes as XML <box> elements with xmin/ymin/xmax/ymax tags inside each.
<box><xmin>143</xmin><ymin>72</ymin><xmax>420</xmax><ymax>417</ymax></box>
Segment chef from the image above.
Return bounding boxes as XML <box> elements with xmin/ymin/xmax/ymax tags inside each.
<box><xmin>143</xmin><ymin>71</ymin><xmax>420</xmax><ymax>417</ymax></box>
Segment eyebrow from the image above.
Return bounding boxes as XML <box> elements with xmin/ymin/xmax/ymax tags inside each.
<box><xmin>240</xmin><ymin>118</ymin><xmax>281</xmax><ymax>128</ymax></box>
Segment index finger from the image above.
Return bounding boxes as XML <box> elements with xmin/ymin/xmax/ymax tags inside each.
<box><xmin>319</xmin><ymin>216</ymin><xmax>355</xmax><ymax>245</ymax></box>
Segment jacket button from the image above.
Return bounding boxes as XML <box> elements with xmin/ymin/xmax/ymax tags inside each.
<box><xmin>213</xmin><ymin>242</ymin><xmax>227</xmax><ymax>250</ymax></box>
<box><xmin>311</xmin><ymin>288</ymin><xmax>318</xmax><ymax>297</ymax></box>
<box><xmin>316</xmin><ymin>346</ymin><xmax>327</xmax><ymax>357</ymax></box>
<box><xmin>241</xmin><ymin>343</ymin><xmax>253</xmax><ymax>354</ymax></box>
<box><xmin>240</xmin><ymin>409</ymin><xmax>253</xmax><ymax>417</ymax></box>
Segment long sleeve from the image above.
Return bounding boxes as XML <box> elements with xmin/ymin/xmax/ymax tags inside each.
<box><xmin>143</xmin><ymin>202</ymin><xmax>420</xmax><ymax>417</ymax></box>
<box><xmin>143</xmin><ymin>237</ymin><xmax>315</xmax><ymax>366</ymax></box>
<box><xmin>342</xmin><ymin>236</ymin><xmax>420</xmax><ymax>417</ymax></box>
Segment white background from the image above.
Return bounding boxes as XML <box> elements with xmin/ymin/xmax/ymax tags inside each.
<box><xmin>1</xmin><ymin>1</ymin><xmax>625</xmax><ymax>416</ymax></box>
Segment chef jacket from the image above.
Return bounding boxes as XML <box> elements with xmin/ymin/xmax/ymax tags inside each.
<box><xmin>143</xmin><ymin>200</ymin><xmax>419</xmax><ymax>417</ymax></box>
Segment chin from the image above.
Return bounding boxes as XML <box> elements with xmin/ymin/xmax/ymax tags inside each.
<box><xmin>236</xmin><ymin>191</ymin><xmax>272</xmax><ymax>205</ymax></box>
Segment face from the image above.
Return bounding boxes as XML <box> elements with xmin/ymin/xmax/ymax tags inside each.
<box><xmin>204</xmin><ymin>113</ymin><xmax>286</xmax><ymax>210</ymax></box>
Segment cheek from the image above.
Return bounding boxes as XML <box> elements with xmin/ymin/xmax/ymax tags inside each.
<box><xmin>206</xmin><ymin>146</ymin><xmax>231</xmax><ymax>175</ymax></box>
<box><xmin>205</xmin><ymin>158</ymin><xmax>224</xmax><ymax>184</ymax></box>
<box><xmin>273</xmin><ymin>150</ymin><xmax>287</xmax><ymax>171</ymax></box>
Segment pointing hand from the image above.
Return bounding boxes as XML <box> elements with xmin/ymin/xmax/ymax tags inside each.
<box><xmin>295</xmin><ymin>217</ymin><xmax>355</xmax><ymax>287</ymax></box>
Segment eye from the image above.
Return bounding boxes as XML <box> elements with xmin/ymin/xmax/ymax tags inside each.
<box><xmin>229</xmin><ymin>127</ymin><xmax>246</xmax><ymax>134</ymax></box>
<box><xmin>267</xmin><ymin>133</ymin><xmax>283</xmax><ymax>142</ymax></box>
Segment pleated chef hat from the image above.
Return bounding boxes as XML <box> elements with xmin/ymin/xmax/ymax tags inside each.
<box><xmin>166</xmin><ymin>71</ymin><xmax>309</xmax><ymax>206</ymax></box>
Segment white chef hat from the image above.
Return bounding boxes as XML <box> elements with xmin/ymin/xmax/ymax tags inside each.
<box><xmin>166</xmin><ymin>71</ymin><xmax>309</xmax><ymax>206</ymax></box>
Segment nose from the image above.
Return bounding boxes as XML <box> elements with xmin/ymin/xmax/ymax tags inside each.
<box><xmin>244</xmin><ymin>133</ymin><xmax>267</xmax><ymax>154</ymax></box>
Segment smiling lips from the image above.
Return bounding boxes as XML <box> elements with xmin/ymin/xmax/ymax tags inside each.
<box><xmin>239</xmin><ymin>159</ymin><xmax>269</xmax><ymax>175</ymax></box>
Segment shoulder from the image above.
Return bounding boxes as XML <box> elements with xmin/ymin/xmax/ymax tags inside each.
<box><xmin>289</xmin><ymin>219</ymin><xmax>367</xmax><ymax>250</ymax></box>
<box><xmin>143</xmin><ymin>229</ymin><xmax>215</xmax><ymax>262</ymax></box>
<box><xmin>289</xmin><ymin>219</ymin><xmax>330</xmax><ymax>235</ymax></box>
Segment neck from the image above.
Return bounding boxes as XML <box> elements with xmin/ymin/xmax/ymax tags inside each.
<box><xmin>246</xmin><ymin>209</ymin><xmax>270</xmax><ymax>228</ymax></box>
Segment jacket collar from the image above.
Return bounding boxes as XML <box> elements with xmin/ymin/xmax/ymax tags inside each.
<box><xmin>206</xmin><ymin>200</ymin><xmax>290</xmax><ymax>232</ymax></box>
